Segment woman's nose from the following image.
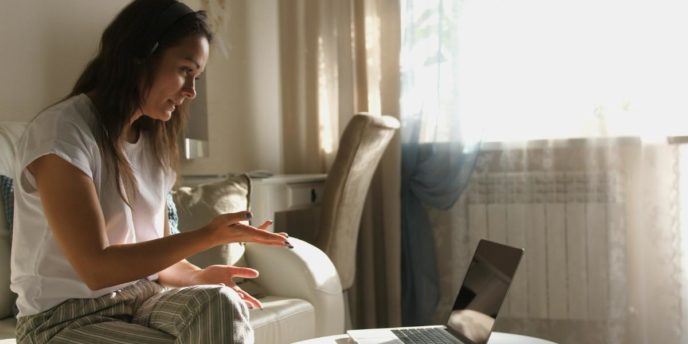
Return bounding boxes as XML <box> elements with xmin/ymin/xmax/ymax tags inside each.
<box><xmin>182</xmin><ymin>77</ymin><xmax>197</xmax><ymax>99</ymax></box>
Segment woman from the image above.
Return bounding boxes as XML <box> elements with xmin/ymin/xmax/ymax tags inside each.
<box><xmin>10</xmin><ymin>1</ymin><xmax>288</xmax><ymax>343</ymax></box>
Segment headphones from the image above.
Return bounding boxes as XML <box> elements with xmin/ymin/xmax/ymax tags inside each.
<box><xmin>146</xmin><ymin>1</ymin><xmax>195</xmax><ymax>57</ymax></box>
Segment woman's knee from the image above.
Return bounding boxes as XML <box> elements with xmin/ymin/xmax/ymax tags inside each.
<box><xmin>138</xmin><ymin>284</ymin><xmax>253</xmax><ymax>342</ymax></box>
<box><xmin>180</xmin><ymin>285</ymin><xmax>254</xmax><ymax>343</ymax></box>
<box><xmin>208</xmin><ymin>285</ymin><xmax>250</xmax><ymax>319</ymax></box>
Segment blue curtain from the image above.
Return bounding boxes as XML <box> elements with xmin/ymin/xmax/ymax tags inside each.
<box><xmin>400</xmin><ymin>0</ymin><xmax>481</xmax><ymax>325</ymax></box>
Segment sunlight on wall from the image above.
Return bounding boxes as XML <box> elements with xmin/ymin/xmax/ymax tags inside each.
<box><xmin>365</xmin><ymin>12</ymin><xmax>383</xmax><ymax>115</ymax></box>
<box><xmin>318</xmin><ymin>36</ymin><xmax>335</xmax><ymax>155</ymax></box>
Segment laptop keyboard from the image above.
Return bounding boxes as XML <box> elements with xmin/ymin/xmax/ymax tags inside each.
<box><xmin>391</xmin><ymin>328</ymin><xmax>460</xmax><ymax>344</ymax></box>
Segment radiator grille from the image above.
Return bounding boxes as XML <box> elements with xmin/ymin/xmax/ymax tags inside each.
<box><xmin>465</xmin><ymin>171</ymin><xmax>625</xmax><ymax>320</ymax></box>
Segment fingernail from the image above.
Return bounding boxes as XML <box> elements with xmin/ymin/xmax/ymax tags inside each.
<box><xmin>246</xmin><ymin>212</ymin><xmax>253</xmax><ymax>219</ymax></box>
<box><xmin>285</xmin><ymin>240</ymin><xmax>294</xmax><ymax>249</ymax></box>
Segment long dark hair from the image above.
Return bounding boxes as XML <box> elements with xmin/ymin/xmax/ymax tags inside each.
<box><xmin>68</xmin><ymin>0</ymin><xmax>212</xmax><ymax>204</ymax></box>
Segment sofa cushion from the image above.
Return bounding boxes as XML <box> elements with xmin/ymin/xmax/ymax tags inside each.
<box><xmin>172</xmin><ymin>175</ymin><xmax>250</xmax><ymax>268</ymax></box>
<box><xmin>250</xmin><ymin>296</ymin><xmax>315</xmax><ymax>344</ymax></box>
<box><xmin>0</xmin><ymin>177</ymin><xmax>12</xmax><ymax>235</ymax></box>
<box><xmin>0</xmin><ymin>318</ymin><xmax>14</xmax><ymax>341</ymax></box>
<box><xmin>0</xmin><ymin>216</ymin><xmax>11</xmax><ymax>320</ymax></box>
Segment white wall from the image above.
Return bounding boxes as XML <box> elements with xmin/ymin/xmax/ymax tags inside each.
<box><xmin>0</xmin><ymin>1</ymin><xmax>128</xmax><ymax>120</ymax></box>
<box><xmin>0</xmin><ymin>0</ymin><xmax>284</xmax><ymax>176</ymax></box>
<box><xmin>182</xmin><ymin>0</ymin><xmax>284</xmax><ymax>176</ymax></box>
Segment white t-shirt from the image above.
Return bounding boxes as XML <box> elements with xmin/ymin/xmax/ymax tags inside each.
<box><xmin>10</xmin><ymin>94</ymin><xmax>176</xmax><ymax>317</ymax></box>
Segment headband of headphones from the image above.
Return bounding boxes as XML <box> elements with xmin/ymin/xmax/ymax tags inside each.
<box><xmin>148</xmin><ymin>1</ymin><xmax>195</xmax><ymax>55</ymax></box>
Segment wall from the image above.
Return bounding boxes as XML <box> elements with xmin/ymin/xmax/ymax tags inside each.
<box><xmin>0</xmin><ymin>0</ymin><xmax>284</xmax><ymax>176</ymax></box>
<box><xmin>0</xmin><ymin>1</ymin><xmax>128</xmax><ymax>120</ymax></box>
<box><xmin>182</xmin><ymin>0</ymin><xmax>283</xmax><ymax>176</ymax></box>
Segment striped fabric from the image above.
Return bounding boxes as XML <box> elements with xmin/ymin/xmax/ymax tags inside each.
<box><xmin>16</xmin><ymin>279</ymin><xmax>254</xmax><ymax>343</ymax></box>
<box><xmin>0</xmin><ymin>175</ymin><xmax>13</xmax><ymax>233</ymax></box>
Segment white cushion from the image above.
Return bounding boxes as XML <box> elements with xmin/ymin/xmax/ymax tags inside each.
<box><xmin>0</xmin><ymin>318</ymin><xmax>14</xmax><ymax>340</ymax></box>
<box><xmin>250</xmin><ymin>296</ymin><xmax>315</xmax><ymax>344</ymax></box>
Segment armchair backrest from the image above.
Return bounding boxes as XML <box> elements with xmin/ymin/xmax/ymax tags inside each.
<box><xmin>315</xmin><ymin>114</ymin><xmax>399</xmax><ymax>290</ymax></box>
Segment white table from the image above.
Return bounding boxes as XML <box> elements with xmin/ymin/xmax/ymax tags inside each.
<box><xmin>292</xmin><ymin>332</ymin><xmax>557</xmax><ymax>344</ymax></box>
<box><xmin>248</xmin><ymin>174</ymin><xmax>327</xmax><ymax>232</ymax></box>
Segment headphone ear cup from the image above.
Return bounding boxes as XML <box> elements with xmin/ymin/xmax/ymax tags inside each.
<box><xmin>149</xmin><ymin>42</ymin><xmax>160</xmax><ymax>56</ymax></box>
<box><xmin>147</xmin><ymin>2</ymin><xmax>194</xmax><ymax>57</ymax></box>
<box><xmin>134</xmin><ymin>41</ymin><xmax>159</xmax><ymax>64</ymax></box>
<box><xmin>136</xmin><ymin>2</ymin><xmax>194</xmax><ymax>65</ymax></box>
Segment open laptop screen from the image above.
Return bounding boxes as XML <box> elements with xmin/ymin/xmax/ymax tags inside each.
<box><xmin>445</xmin><ymin>240</ymin><xmax>523</xmax><ymax>344</ymax></box>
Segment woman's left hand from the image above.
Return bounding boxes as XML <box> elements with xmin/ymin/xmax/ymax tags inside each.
<box><xmin>189</xmin><ymin>264</ymin><xmax>263</xmax><ymax>309</ymax></box>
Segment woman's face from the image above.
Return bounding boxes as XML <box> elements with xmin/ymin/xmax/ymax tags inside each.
<box><xmin>141</xmin><ymin>34</ymin><xmax>210</xmax><ymax>121</ymax></box>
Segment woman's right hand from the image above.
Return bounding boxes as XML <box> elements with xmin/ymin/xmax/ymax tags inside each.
<box><xmin>203</xmin><ymin>211</ymin><xmax>290</xmax><ymax>247</ymax></box>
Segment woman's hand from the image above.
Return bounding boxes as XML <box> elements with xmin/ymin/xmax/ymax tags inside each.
<box><xmin>203</xmin><ymin>213</ymin><xmax>290</xmax><ymax>247</ymax></box>
<box><xmin>178</xmin><ymin>218</ymin><xmax>291</xmax><ymax>309</ymax></box>
<box><xmin>189</xmin><ymin>264</ymin><xmax>264</xmax><ymax>309</ymax></box>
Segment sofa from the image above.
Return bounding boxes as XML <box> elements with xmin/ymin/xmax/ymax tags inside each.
<box><xmin>0</xmin><ymin>121</ymin><xmax>344</xmax><ymax>343</ymax></box>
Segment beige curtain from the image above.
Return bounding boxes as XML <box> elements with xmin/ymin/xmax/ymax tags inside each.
<box><xmin>278</xmin><ymin>0</ymin><xmax>402</xmax><ymax>328</ymax></box>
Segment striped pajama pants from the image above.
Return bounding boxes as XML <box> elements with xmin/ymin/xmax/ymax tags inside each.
<box><xmin>15</xmin><ymin>280</ymin><xmax>254</xmax><ymax>344</ymax></box>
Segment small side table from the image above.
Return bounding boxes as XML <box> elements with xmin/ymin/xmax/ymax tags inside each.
<box><xmin>292</xmin><ymin>332</ymin><xmax>557</xmax><ymax>344</ymax></box>
<box><xmin>249</xmin><ymin>174</ymin><xmax>327</xmax><ymax>231</ymax></box>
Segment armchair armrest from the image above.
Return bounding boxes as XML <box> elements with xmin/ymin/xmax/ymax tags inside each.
<box><xmin>244</xmin><ymin>237</ymin><xmax>345</xmax><ymax>337</ymax></box>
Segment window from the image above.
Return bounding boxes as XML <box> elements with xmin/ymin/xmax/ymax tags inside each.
<box><xmin>402</xmin><ymin>0</ymin><xmax>688</xmax><ymax>143</ymax></box>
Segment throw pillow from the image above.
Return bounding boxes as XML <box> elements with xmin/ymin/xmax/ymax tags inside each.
<box><xmin>0</xmin><ymin>176</ymin><xmax>13</xmax><ymax>235</ymax></box>
<box><xmin>0</xmin><ymin>175</ymin><xmax>16</xmax><ymax>317</ymax></box>
<box><xmin>166</xmin><ymin>192</ymin><xmax>180</xmax><ymax>235</ymax></box>
<box><xmin>172</xmin><ymin>174</ymin><xmax>250</xmax><ymax>268</ymax></box>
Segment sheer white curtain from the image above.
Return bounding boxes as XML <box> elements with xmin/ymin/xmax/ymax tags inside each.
<box><xmin>432</xmin><ymin>141</ymin><xmax>688</xmax><ymax>343</ymax></box>
<box><xmin>403</xmin><ymin>0</ymin><xmax>688</xmax><ymax>343</ymax></box>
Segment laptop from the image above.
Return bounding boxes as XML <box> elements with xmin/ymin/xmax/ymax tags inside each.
<box><xmin>347</xmin><ymin>239</ymin><xmax>524</xmax><ymax>344</ymax></box>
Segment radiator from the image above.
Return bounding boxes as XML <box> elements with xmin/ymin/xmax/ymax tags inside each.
<box><xmin>465</xmin><ymin>171</ymin><xmax>625</xmax><ymax>320</ymax></box>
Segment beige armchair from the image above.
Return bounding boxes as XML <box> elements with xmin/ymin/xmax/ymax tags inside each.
<box><xmin>313</xmin><ymin>113</ymin><xmax>399</xmax><ymax>292</ymax></box>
